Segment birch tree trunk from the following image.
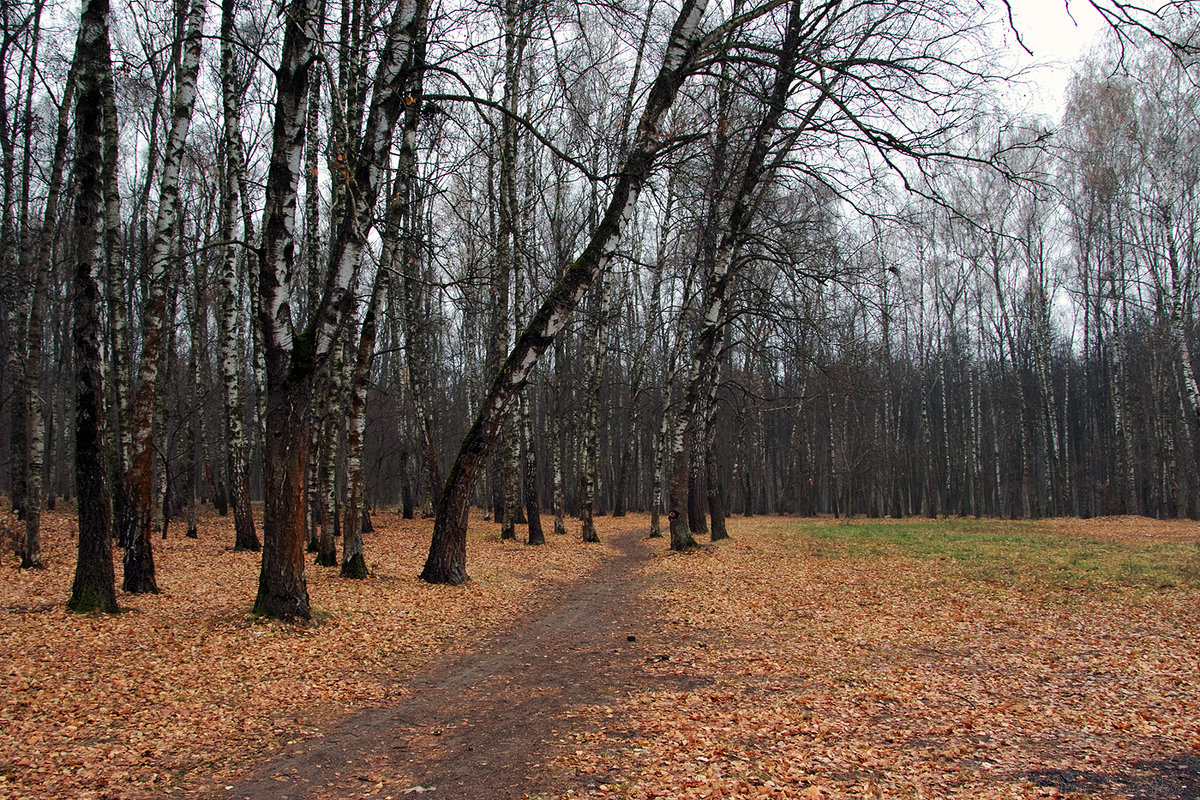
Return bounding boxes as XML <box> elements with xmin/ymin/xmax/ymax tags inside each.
<box><xmin>102</xmin><ymin>41</ymin><xmax>132</xmax><ymax>548</ymax></box>
<box><xmin>341</xmin><ymin>273</ymin><xmax>385</xmax><ymax>578</ymax></box>
<box><xmin>218</xmin><ymin>0</ymin><xmax>259</xmax><ymax>551</ymax></box>
<box><xmin>314</xmin><ymin>367</ymin><xmax>342</xmax><ymax>568</ymax></box>
<box><xmin>667</xmin><ymin>0</ymin><xmax>813</xmax><ymax>551</ymax></box>
<box><xmin>649</xmin><ymin>395</ymin><xmax>672</xmax><ymax>539</ymax></box>
<box><xmin>20</xmin><ymin>66</ymin><xmax>74</xmax><ymax>569</ymax></box>
<box><xmin>686</xmin><ymin>421</ymin><xmax>708</xmax><ymax>533</ymax></box>
<box><xmin>402</xmin><ymin>259</ymin><xmax>441</xmax><ymax>508</ymax></box>
<box><xmin>254</xmin><ymin>0</ymin><xmax>427</xmax><ymax>619</ymax></box>
<box><xmin>704</xmin><ymin>343</ymin><xmax>729</xmax><ymax>541</ymax></box>
<box><xmin>0</xmin><ymin>5</ymin><xmax>41</xmax><ymax>526</ymax></box>
<box><xmin>551</xmin><ymin>357</ymin><xmax>567</xmax><ymax>536</ymax></box>
<box><xmin>68</xmin><ymin>0</ymin><xmax>118</xmax><ymax>614</ymax></box>
<box><xmin>580</xmin><ymin>273</ymin><xmax>611</xmax><ymax>544</ymax></box>
<box><xmin>122</xmin><ymin>0</ymin><xmax>207</xmax><ymax>594</ymax></box>
<box><xmin>421</xmin><ymin>0</ymin><xmax>714</xmax><ymax>583</ymax></box>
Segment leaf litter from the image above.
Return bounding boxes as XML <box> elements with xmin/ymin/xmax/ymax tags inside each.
<box><xmin>553</xmin><ymin>515</ymin><xmax>1200</xmax><ymax>800</ymax></box>
<box><xmin>0</xmin><ymin>507</ymin><xmax>608</xmax><ymax>799</ymax></box>
<box><xmin>2</xmin><ymin>510</ymin><xmax>1199</xmax><ymax>800</ymax></box>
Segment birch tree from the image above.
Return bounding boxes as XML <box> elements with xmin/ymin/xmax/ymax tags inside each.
<box><xmin>121</xmin><ymin>0</ymin><xmax>207</xmax><ymax>594</ymax></box>
<box><xmin>253</xmin><ymin>0</ymin><xmax>429</xmax><ymax>619</ymax></box>
<box><xmin>67</xmin><ymin>0</ymin><xmax>118</xmax><ymax>614</ymax></box>
<box><xmin>421</xmin><ymin>0</ymin><xmax>737</xmax><ymax>584</ymax></box>
<box><xmin>217</xmin><ymin>0</ymin><xmax>260</xmax><ymax>552</ymax></box>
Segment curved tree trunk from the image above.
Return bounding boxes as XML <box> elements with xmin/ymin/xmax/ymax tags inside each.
<box><xmin>421</xmin><ymin>0</ymin><xmax>713</xmax><ymax>584</ymax></box>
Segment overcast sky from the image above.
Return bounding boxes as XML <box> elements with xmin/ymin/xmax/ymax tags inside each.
<box><xmin>1000</xmin><ymin>0</ymin><xmax>1109</xmax><ymax>114</ymax></box>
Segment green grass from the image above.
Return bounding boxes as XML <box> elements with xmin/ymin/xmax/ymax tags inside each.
<box><xmin>776</xmin><ymin>517</ymin><xmax>1200</xmax><ymax>592</ymax></box>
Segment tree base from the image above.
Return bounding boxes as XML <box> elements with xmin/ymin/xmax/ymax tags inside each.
<box><xmin>340</xmin><ymin>553</ymin><xmax>369</xmax><ymax>579</ymax></box>
<box><xmin>526</xmin><ymin>518</ymin><xmax>545</xmax><ymax>546</ymax></box>
<box><xmin>68</xmin><ymin>588</ymin><xmax>118</xmax><ymax>614</ymax></box>
<box><xmin>253</xmin><ymin>589</ymin><xmax>311</xmax><ymax>621</ymax></box>
<box><xmin>315</xmin><ymin>550</ymin><xmax>338</xmax><ymax>567</ymax></box>
<box><xmin>669</xmin><ymin>518</ymin><xmax>699</xmax><ymax>551</ymax></box>
<box><xmin>419</xmin><ymin>563</ymin><xmax>470</xmax><ymax>585</ymax></box>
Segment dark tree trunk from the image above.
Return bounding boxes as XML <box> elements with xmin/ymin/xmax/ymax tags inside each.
<box><xmin>400</xmin><ymin>448</ymin><xmax>415</xmax><ymax>519</ymax></box>
<box><xmin>252</xmin><ymin>0</ymin><xmax>322</xmax><ymax>620</ymax></box>
<box><xmin>252</xmin><ymin>0</ymin><xmax>427</xmax><ymax>616</ymax></box>
<box><xmin>67</xmin><ymin>0</ymin><xmax>118</xmax><ymax>615</ymax></box>
<box><xmin>706</xmin><ymin>439</ymin><xmax>728</xmax><ymax>541</ymax></box>
<box><xmin>254</xmin><ymin>379</ymin><xmax>312</xmax><ymax>619</ymax></box>
<box><xmin>522</xmin><ymin>391</ymin><xmax>544</xmax><ymax>545</ymax></box>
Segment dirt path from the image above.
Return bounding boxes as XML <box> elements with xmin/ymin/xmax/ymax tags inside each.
<box><xmin>217</xmin><ymin>526</ymin><xmax>679</xmax><ymax>800</ymax></box>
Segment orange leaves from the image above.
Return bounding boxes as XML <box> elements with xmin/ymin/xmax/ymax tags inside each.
<box><xmin>0</xmin><ymin>507</ymin><xmax>614</xmax><ymax>799</ymax></box>
<box><xmin>4</xmin><ymin>512</ymin><xmax>1200</xmax><ymax>799</ymax></box>
<box><xmin>550</xmin><ymin>515</ymin><xmax>1200</xmax><ymax>800</ymax></box>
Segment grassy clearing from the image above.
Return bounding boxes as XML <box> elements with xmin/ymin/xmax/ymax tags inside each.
<box><xmin>767</xmin><ymin>516</ymin><xmax>1200</xmax><ymax>591</ymax></box>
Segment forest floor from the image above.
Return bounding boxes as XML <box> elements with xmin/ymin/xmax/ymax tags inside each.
<box><xmin>2</xmin><ymin>509</ymin><xmax>1200</xmax><ymax>800</ymax></box>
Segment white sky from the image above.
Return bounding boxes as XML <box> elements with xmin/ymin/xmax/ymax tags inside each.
<box><xmin>999</xmin><ymin>0</ymin><xmax>1109</xmax><ymax>116</ymax></box>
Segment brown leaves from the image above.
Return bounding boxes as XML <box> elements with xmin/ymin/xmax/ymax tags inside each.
<box><xmin>552</xmin><ymin>516</ymin><xmax>1200</xmax><ymax>799</ymax></box>
<box><xmin>4</xmin><ymin>511</ymin><xmax>1199</xmax><ymax>799</ymax></box>
<box><xmin>0</xmin><ymin>507</ymin><xmax>608</xmax><ymax>799</ymax></box>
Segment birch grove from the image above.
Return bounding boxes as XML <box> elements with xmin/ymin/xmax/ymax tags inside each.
<box><xmin>0</xmin><ymin>0</ymin><xmax>1196</xmax><ymax>617</ymax></box>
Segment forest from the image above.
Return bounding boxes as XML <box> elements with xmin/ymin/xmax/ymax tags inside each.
<box><xmin>0</xmin><ymin>0</ymin><xmax>1198</xmax><ymax>620</ymax></box>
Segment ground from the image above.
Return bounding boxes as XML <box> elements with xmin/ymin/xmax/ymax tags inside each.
<box><xmin>1</xmin><ymin>508</ymin><xmax>1198</xmax><ymax>799</ymax></box>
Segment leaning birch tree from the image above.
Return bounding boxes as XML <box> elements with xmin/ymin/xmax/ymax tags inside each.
<box><xmin>419</xmin><ymin>0</ymin><xmax>789</xmax><ymax>584</ymax></box>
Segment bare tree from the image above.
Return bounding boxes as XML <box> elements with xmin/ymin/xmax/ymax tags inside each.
<box><xmin>67</xmin><ymin>0</ymin><xmax>118</xmax><ymax>614</ymax></box>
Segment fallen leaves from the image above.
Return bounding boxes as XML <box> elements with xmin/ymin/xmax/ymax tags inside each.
<box><xmin>4</xmin><ymin>510</ymin><xmax>1200</xmax><ymax>799</ymax></box>
<box><xmin>0</xmin><ymin>506</ymin><xmax>610</xmax><ymax>799</ymax></box>
<box><xmin>552</xmin><ymin>516</ymin><xmax>1200</xmax><ymax>799</ymax></box>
